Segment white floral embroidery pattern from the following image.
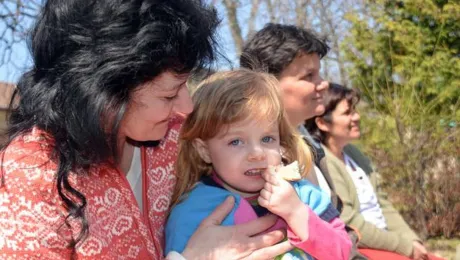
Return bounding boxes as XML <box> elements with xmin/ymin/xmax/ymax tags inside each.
<box><xmin>0</xmin><ymin>117</ymin><xmax>183</xmax><ymax>259</ymax></box>
<box><xmin>145</xmin><ymin>120</ymin><xmax>181</xmax><ymax>257</ymax></box>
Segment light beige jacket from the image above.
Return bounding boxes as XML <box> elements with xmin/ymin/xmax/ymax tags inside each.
<box><xmin>324</xmin><ymin>144</ymin><xmax>420</xmax><ymax>257</ymax></box>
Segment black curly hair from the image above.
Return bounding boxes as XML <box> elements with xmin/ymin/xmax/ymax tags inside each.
<box><xmin>1</xmin><ymin>0</ymin><xmax>220</xmax><ymax>249</ymax></box>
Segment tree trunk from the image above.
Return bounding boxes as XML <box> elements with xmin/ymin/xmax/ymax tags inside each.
<box><xmin>317</xmin><ymin>0</ymin><xmax>348</xmax><ymax>85</ymax></box>
<box><xmin>265</xmin><ymin>0</ymin><xmax>277</xmax><ymax>22</ymax></box>
<box><xmin>222</xmin><ymin>0</ymin><xmax>244</xmax><ymax>54</ymax></box>
<box><xmin>295</xmin><ymin>0</ymin><xmax>309</xmax><ymax>28</ymax></box>
<box><xmin>248</xmin><ymin>0</ymin><xmax>261</xmax><ymax>36</ymax></box>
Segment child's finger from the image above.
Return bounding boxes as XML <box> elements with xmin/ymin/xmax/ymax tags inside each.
<box><xmin>261</xmin><ymin>170</ymin><xmax>270</xmax><ymax>182</ymax></box>
<box><xmin>259</xmin><ymin>188</ymin><xmax>271</xmax><ymax>201</ymax></box>
<box><xmin>268</xmin><ymin>165</ymin><xmax>278</xmax><ymax>174</ymax></box>
<box><xmin>263</xmin><ymin>169</ymin><xmax>279</xmax><ymax>186</ymax></box>
<box><xmin>263</xmin><ymin>182</ymin><xmax>273</xmax><ymax>192</ymax></box>
<box><xmin>257</xmin><ymin>195</ymin><xmax>269</xmax><ymax>208</ymax></box>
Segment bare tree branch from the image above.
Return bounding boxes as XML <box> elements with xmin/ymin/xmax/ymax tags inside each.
<box><xmin>313</xmin><ymin>0</ymin><xmax>349</xmax><ymax>84</ymax></box>
<box><xmin>295</xmin><ymin>0</ymin><xmax>310</xmax><ymax>28</ymax></box>
<box><xmin>247</xmin><ymin>0</ymin><xmax>261</xmax><ymax>36</ymax></box>
<box><xmin>265</xmin><ymin>0</ymin><xmax>277</xmax><ymax>22</ymax></box>
<box><xmin>0</xmin><ymin>0</ymin><xmax>41</xmax><ymax>67</ymax></box>
<box><xmin>222</xmin><ymin>0</ymin><xmax>244</xmax><ymax>54</ymax></box>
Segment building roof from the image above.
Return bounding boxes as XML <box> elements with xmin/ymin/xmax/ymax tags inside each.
<box><xmin>0</xmin><ymin>82</ymin><xmax>15</xmax><ymax>110</ymax></box>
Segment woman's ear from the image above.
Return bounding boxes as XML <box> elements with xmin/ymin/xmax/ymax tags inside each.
<box><xmin>192</xmin><ymin>138</ymin><xmax>212</xmax><ymax>163</ymax></box>
<box><xmin>315</xmin><ymin>117</ymin><xmax>331</xmax><ymax>133</ymax></box>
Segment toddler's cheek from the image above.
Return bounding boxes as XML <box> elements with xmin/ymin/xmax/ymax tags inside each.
<box><xmin>266</xmin><ymin>149</ymin><xmax>282</xmax><ymax>166</ymax></box>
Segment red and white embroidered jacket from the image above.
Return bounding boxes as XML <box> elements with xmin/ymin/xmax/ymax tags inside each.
<box><xmin>0</xmin><ymin>117</ymin><xmax>183</xmax><ymax>259</ymax></box>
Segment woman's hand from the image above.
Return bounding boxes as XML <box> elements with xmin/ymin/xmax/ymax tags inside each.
<box><xmin>181</xmin><ymin>196</ymin><xmax>294</xmax><ymax>260</ymax></box>
<box><xmin>412</xmin><ymin>241</ymin><xmax>428</xmax><ymax>260</ymax></box>
<box><xmin>258</xmin><ymin>167</ymin><xmax>304</xmax><ymax>221</ymax></box>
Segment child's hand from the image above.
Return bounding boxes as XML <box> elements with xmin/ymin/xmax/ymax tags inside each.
<box><xmin>258</xmin><ymin>166</ymin><xmax>304</xmax><ymax>221</ymax></box>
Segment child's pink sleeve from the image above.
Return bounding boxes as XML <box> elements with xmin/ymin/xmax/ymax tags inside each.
<box><xmin>287</xmin><ymin>206</ymin><xmax>352</xmax><ymax>260</ymax></box>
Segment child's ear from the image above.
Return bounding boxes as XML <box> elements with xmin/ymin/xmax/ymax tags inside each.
<box><xmin>315</xmin><ymin>117</ymin><xmax>330</xmax><ymax>133</ymax></box>
<box><xmin>192</xmin><ymin>138</ymin><xmax>212</xmax><ymax>164</ymax></box>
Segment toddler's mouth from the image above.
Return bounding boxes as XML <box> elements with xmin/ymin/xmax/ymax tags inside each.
<box><xmin>244</xmin><ymin>168</ymin><xmax>265</xmax><ymax>176</ymax></box>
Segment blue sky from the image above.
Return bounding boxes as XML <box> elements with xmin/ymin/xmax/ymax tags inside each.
<box><xmin>0</xmin><ymin>0</ymin><xmax>36</xmax><ymax>83</ymax></box>
<box><xmin>0</xmin><ymin>25</ymin><xmax>32</xmax><ymax>83</ymax></box>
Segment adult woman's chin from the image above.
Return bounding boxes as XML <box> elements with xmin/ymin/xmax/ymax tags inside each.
<box><xmin>148</xmin><ymin>119</ymin><xmax>171</xmax><ymax>141</ymax></box>
<box><xmin>349</xmin><ymin>126</ymin><xmax>361</xmax><ymax>140</ymax></box>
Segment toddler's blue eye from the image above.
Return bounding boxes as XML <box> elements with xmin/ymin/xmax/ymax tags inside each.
<box><xmin>262</xmin><ymin>136</ymin><xmax>274</xmax><ymax>143</ymax></box>
<box><xmin>229</xmin><ymin>139</ymin><xmax>242</xmax><ymax>146</ymax></box>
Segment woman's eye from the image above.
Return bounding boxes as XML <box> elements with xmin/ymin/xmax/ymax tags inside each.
<box><xmin>164</xmin><ymin>95</ymin><xmax>178</xmax><ymax>101</ymax></box>
<box><xmin>262</xmin><ymin>136</ymin><xmax>275</xmax><ymax>143</ymax></box>
<box><xmin>229</xmin><ymin>139</ymin><xmax>242</xmax><ymax>146</ymax></box>
<box><xmin>303</xmin><ymin>73</ymin><xmax>313</xmax><ymax>81</ymax></box>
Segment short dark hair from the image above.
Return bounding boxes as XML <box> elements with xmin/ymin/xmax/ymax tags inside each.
<box><xmin>240</xmin><ymin>23</ymin><xmax>329</xmax><ymax>76</ymax></box>
<box><xmin>2</xmin><ymin>0</ymin><xmax>220</xmax><ymax>249</ymax></box>
<box><xmin>305</xmin><ymin>83</ymin><xmax>361</xmax><ymax>142</ymax></box>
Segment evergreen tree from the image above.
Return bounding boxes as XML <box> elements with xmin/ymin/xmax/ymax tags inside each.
<box><xmin>343</xmin><ymin>0</ymin><xmax>459</xmax><ymax>239</ymax></box>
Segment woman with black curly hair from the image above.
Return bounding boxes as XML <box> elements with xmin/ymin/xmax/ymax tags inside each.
<box><xmin>0</xmin><ymin>0</ymin><xmax>290</xmax><ymax>259</ymax></box>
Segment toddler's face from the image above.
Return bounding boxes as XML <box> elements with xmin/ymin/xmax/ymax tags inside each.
<box><xmin>196</xmin><ymin>116</ymin><xmax>282</xmax><ymax>197</ymax></box>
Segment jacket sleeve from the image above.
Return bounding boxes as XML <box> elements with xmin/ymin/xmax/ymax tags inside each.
<box><xmin>345</xmin><ymin>145</ymin><xmax>420</xmax><ymax>243</ymax></box>
<box><xmin>325</xmin><ymin>152</ymin><xmax>415</xmax><ymax>257</ymax></box>
<box><xmin>287</xmin><ymin>180</ymin><xmax>352</xmax><ymax>260</ymax></box>
<box><xmin>165</xmin><ymin>185</ymin><xmax>238</xmax><ymax>255</ymax></box>
<box><xmin>0</xmin><ymin>183</ymin><xmax>74</xmax><ymax>259</ymax></box>
<box><xmin>0</xmin><ymin>144</ymin><xmax>75</xmax><ymax>259</ymax></box>
<box><xmin>288</xmin><ymin>210</ymin><xmax>352</xmax><ymax>260</ymax></box>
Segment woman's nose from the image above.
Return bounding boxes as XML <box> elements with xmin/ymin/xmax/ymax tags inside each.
<box><xmin>315</xmin><ymin>79</ymin><xmax>329</xmax><ymax>92</ymax></box>
<box><xmin>174</xmin><ymin>88</ymin><xmax>194</xmax><ymax>116</ymax></box>
<box><xmin>352</xmin><ymin>111</ymin><xmax>360</xmax><ymax>121</ymax></box>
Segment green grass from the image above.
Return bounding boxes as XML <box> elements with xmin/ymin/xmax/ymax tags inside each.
<box><xmin>426</xmin><ymin>238</ymin><xmax>460</xmax><ymax>260</ymax></box>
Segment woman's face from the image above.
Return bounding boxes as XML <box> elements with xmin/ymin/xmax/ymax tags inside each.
<box><xmin>327</xmin><ymin>99</ymin><xmax>361</xmax><ymax>144</ymax></box>
<box><xmin>278</xmin><ymin>53</ymin><xmax>329</xmax><ymax>127</ymax></box>
<box><xmin>120</xmin><ymin>71</ymin><xmax>193</xmax><ymax>142</ymax></box>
